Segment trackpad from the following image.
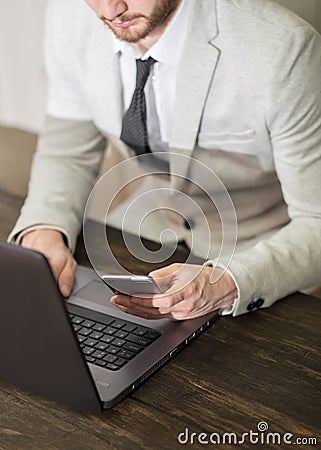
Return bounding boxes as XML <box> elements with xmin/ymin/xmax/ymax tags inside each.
<box><xmin>74</xmin><ymin>280</ymin><xmax>113</xmax><ymax>306</ymax></box>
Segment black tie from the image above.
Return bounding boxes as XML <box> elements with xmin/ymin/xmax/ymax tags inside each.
<box><xmin>121</xmin><ymin>57</ymin><xmax>156</xmax><ymax>155</ymax></box>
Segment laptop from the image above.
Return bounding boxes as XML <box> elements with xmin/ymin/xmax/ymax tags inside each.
<box><xmin>0</xmin><ymin>240</ymin><xmax>219</xmax><ymax>414</ymax></box>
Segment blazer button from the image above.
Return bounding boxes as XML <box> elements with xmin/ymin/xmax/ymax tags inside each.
<box><xmin>247</xmin><ymin>298</ymin><xmax>264</xmax><ymax>312</ymax></box>
<box><xmin>184</xmin><ymin>219</ymin><xmax>194</xmax><ymax>230</ymax></box>
<box><xmin>247</xmin><ymin>301</ymin><xmax>256</xmax><ymax>311</ymax></box>
<box><xmin>256</xmin><ymin>298</ymin><xmax>264</xmax><ymax>308</ymax></box>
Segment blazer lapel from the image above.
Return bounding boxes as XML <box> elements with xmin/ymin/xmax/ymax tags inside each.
<box><xmin>87</xmin><ymin>22</ymin><xmax>124</xmax><ymax>136</ymax></box>
<box><xmin>105</xmin><ymin>52</ymin><xmax>123</xmax><ymax>137</ymax></box>
<box><xmin>170</xmin><ymin>0</ymin><xmax>220</xmax><ymax>186</ymax></box>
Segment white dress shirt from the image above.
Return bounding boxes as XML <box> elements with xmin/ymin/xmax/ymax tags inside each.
<box><xmin>112</xmin><ymin>0</ymin><xmax>190</xmax><ymax>153</ymax></box>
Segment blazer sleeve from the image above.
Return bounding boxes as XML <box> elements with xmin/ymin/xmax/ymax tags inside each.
<box><xmin>228</xmin><ymin>25</ymin><xmax>321</xmax><ymax>315</ymax></box>
<box><xmin>8</xmin><ymin>115</ymin><xmax>107</xmax><ymax>252</ymax></box>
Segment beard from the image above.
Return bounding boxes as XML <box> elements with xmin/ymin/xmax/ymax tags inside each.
<box><xmin>101</xmin><ymin>0</ymin><xmax>181</xmax><ymax>43</ymax></box>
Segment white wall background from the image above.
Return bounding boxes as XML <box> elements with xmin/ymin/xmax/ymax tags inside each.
<box><xmin>0</xmin><ymin>0</ymin><xmax>320</xmax><ymax>133</ymax></box>
<box><xmin>277</xmin><ymin>0</ymin><xmax>321</xmax><ymax>31</ymax></box>
<box><xmin>0</xmin><ymin>0</ymin><xmax>47</xmax><ymax>133</ymax></box>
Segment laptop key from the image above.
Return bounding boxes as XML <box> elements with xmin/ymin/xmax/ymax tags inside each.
<box><xmin>115</xmin><ymin>330</ymin><xmax>128</xmax><ymax>339</ymax></box>
<box><xmin>95</xmin><ymin>342</ymin><xmax>108</xmax><ymax>351</ymax></box>
<box><xmin>124</xmin><ymin>342</ymin><xmax>143</xmax><ymax>353</ymax></box>
<box><xmin>113</xmin><ymin>338</ymin><xmax>126</xmax><ymax>347</ymax></box>
<box><xmin>77</xmin><ymin>335</ymin><xmax>86</xmax><ymax>343</ymax></box>
<box><xmin>144</xmin><ymin>330</ymin><xmax>161</xmax><ymax>340</ymax></box>
<box><xmin>122</xmin><ymin>323</ymin><xmax>137</xmax><ymax>333</ymax></box>
<box><xmin>137</xmin><ymin>337</ymin><xmax>152</xmax><ymax>346</ymax></box>
<box><xmin>92</xmin><ymin>350</ymin><xmax>106</xmax><ymax>359</ymax></box>
<box><xmin>95</xmin><ymin>360</ymin><xmax>107</xmax><ymax>367</ymax></box>
<box><xmin>101</xmin><ymin>335</ymin><xmax>114</xmax><ymax>344</ymax></box>
<box><xmin>114</xmin><ymin>357</ymin><xmax>127</xmax><ymax>367</ymax></box>
<box><xmin>133</xmin><ymin>326</ymin><xmax>149</xmax><ymax>336</ymax></box>
<box><xmin>89</xmin><ymin>331</ymin><xmax>103</xmax><ymax>340</ymax></box>
<box><xmin>104</xmin><ymin>354</ymin><xmax>118</xmax><ymax>364</ymax></box>
<box><xmin>104</xmin><ymin>326</ymin><xmax>117</xmax><ymax>335</ymax></box>
<box><xmin>82</xmin><ymin>320</ymin><xmax>95</xmax><ymax>328</ymax></box>
<box><xmin>106</xmin><ymin>364</ymin><xmax>119</xmax><ymax>371</ymax></box>
<box><xmin>82</xmin><ymin>346</ymin><xmax>95</xmax><ymax>355</ymax></box>
<box><xmin>126</xmin><ymin>334</ymin><xmax>145</xmax><ymax>345</ymax></box>
<box><xmin>71</xmin><ymin>316</ymin><xmax>84</xmax><ymax>325</ymax></box>
<box><xmin>84</xmin><ymin>338</ymin><xmax>97</xmax><ymax>347</ymax></box>
<box><xmin>78</xmin><ymin>327</ymin><xmax>92</xmax><ymax>336</ymax></box>
<box><xmin>111</xmin><ymin>319</ymin><xmax>126</xmax><ymax>329</ymax></box>
<box><xmin>85</xmin><ymin>356</ymin><xmax>95</xmax><ymax>363</ymax></box>
<box><xmin>108</xmin><ymin>345</ymin><xmax>120</xmax><ymax>355</ymax></box>
<box><xmin>92</xmin><ymin>323</ymin><xmax>106</xmax><ymax>332</ymax></box>
<box><xmin>118</xmin><ymin>349</ymin><xmax>135</xmax><ymax>359</ymax></box>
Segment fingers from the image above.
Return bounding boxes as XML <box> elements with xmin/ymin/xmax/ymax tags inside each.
<box><xmin>20</xmin><ymin>229</ymin><xmax>77</xmax><ymax>298</ymax></box>
<box><xmin>58</xmin><ymin>254</ymin><xmax>77</xmax><ymax>297</ymax></box>
<box><xmin>111</xmin><ymin>264</ymin><xmax>236</xmax><ymax>322</ymax></box>
<box><xmin>35</xmin><ymin>245</ymin><xmax>77</xmax><ymax>297</ymax></box>
<box><xmin>149</xmin><ymin>263</ymin><xmax>180</xmax><ymax>278</ymax></box>
<box><xmin>110</xmin><ymin>295</ymin><xmax>171</xmax><ymax>320</ymax></box>
<box><xmin>149</xmin><ymin>263</ymin><xmax>180</xmax><ymax>289</ymax></box>
<box><xmin>110</xmin><ymin>282</ymin><xmax>190</xmax><ymax>320</ymax></box>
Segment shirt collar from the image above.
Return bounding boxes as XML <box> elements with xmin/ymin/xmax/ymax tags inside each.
<box><xmin>112</xmin><ymin>0</ymin><xmax>190</xmax><ymax>67</ymax></box>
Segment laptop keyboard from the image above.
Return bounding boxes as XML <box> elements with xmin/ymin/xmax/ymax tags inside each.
<box><xmin>68</xmin><ymin>311</ymin><xmax>161</xmax><ymax>371</ymax></box>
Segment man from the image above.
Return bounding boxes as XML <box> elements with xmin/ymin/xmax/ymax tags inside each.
<box><xmin>9</xmin><ymin>0</ymin><xmax>321</xmax><ymax>319</ymax></box>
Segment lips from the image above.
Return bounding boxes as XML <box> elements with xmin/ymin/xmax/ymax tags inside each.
<box><xmin>111</xmin><ymin>18</ymin><xmax>137</xmax><ymax>29</ymax></box>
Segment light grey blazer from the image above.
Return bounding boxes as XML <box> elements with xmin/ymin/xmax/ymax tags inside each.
<box><xmin>10</xmin><ymin>0</ymin><xmax>321</xmax><ymax>315</ymax></box>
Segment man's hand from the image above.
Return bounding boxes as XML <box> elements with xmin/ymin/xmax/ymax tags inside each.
<box><xmin>21</xmin><ymin>229</ymin><xmax>77</xmax><ymax>297</ymax></box>
<box><xmin>110</xmin><ymin>263</ymin><xmax>237</xmax><ymax>320</ymax></box>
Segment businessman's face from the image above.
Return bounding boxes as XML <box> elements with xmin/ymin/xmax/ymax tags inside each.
<box><xmin>85</xmin><ymin>0</ymin><xmax>181</xmax><ymax>44</ymax></box>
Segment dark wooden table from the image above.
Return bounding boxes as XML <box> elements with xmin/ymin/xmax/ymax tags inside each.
<box><xmin>0</xmin><ymin>190</ymin><xmax>320</xmax><ymax>450</ymax></box>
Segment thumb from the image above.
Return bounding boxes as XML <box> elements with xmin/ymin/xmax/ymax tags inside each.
<box><xmin>58</xmin><ymin>257</ymin><xmax>77</xmax><ymax>297</ymax></box>
<box><xmin>149</xmin><ymin>264</ymin><xmax>180</xmax><ymax>290</ymax></box>
<box><xmin>149</xmin><ymin>263</ymin><xmax>181</xmax><ymax>278</ymax></box>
